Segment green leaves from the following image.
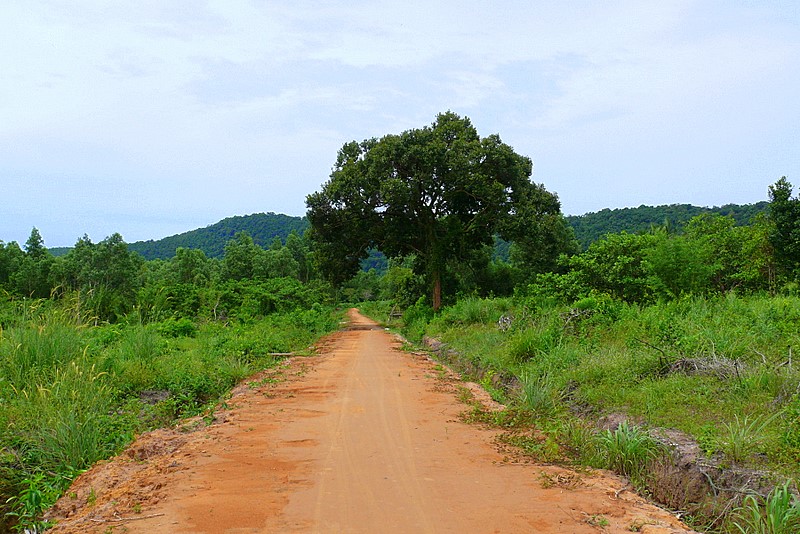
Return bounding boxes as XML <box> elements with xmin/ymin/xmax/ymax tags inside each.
<box><xmin>732</xmin><ymin>482</ymin><xmax>800</xmax><ymax>534</ymax></box>
<box><xmin>769</xmin><ymin>177</ymin><xmax>800</xmax><ymax>280</ymax></box>
<box><xmin>307</xmin><ymin>112</ymin><xmax>566</xmax><ymax>309</ymax></box>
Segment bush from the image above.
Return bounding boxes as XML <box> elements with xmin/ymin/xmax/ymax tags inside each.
<box><xmin>401</xmin><ymin>299</ymin><xmax>434</xmax><ymax>342</ymax></box>
<box><xmin>156</xmin><ymin>317</ymin><xmax>198</xmax><ymax>338</ymax></box>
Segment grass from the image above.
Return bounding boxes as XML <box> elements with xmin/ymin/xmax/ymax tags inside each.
<box><xmin>0</xmin><ymin>304</ymin><xmax>340</xmax><ymax>532</ymax></box>
<box><xmin>730</xmin><ymin>482</ymin><xmax>800</xmax><ymax>534</ymax></box>
<box><xmin>596</xmin><ymin>421</ymin><xmax>660</xmax><ymax>487</ymax></box>
<box><xmin>716</xmin><ymin>414</ymin><xmax>775</xmax><ymax>465</ymax></box>
<box><xmin>515</xmin><ymin>372</ymin><xmax>564</xmax><ymax>417</ymax></box>
<box><xmin>390</xmin><ymin>292</ymin><xmax>800</xmax><ymax>530</ymax></box>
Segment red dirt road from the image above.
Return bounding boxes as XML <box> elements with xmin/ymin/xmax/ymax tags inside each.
<box><xmin>47</xmin><ymin>309</ymin><xmax>693</xmax><ymax>533</ymax></box>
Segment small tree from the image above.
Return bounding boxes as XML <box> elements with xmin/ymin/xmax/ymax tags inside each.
<box><xmin>221</xmin><ymin>232</ymin><xmax>262</xmax><ymax>281</ymax></box>
<box><xmin>0</xmin><ymin>241</ymin><xmax>24</xmax><ymax>289</ymax></box>
<box><xmin>568</xmin><ymin>232</ymin><xmax>657</xmax><ymax>303</ymax></box>
<box><xmin>768</xmin><ymin>177</ymin><xmax>800</xmax><ymax>279</ymax></box>
<box><xmin>13</xmin><ymin>228</ymin><xmax>54</xmax><ymax>298</ymax></box>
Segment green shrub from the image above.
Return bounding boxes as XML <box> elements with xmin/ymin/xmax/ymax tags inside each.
<box><xmin>156</xmin><ymin>317</ymin><xmax>198</xmax><ymax>338</ymax></box>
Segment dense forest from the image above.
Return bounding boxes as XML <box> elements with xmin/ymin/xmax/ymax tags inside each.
<box><xmin>127</xmin><ymin>213</ymin><xmax>309</xmax><ymax>260</ymax></box>
<box><xmin>1</xmin><ymin>112</ymin><xmax>798</xmax><ymax>533</ymax></box>
<box><xmin>566</xmin><ymin>201</ymin><xmax>769</xmax><ymax>249</ymax></box>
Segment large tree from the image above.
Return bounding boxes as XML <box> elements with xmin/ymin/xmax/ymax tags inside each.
<box><xmin>307</xmin><ymin>112</ymin><xmax>569</xmax><ymax>310</ymax></box>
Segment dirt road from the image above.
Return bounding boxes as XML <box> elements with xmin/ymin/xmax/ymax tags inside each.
<box><xmin>47</xmin><ymin>309</ymin><xmax>693</xmax><ymax>533</ymax></box>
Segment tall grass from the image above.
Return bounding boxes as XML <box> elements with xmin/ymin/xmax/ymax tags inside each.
<box><xmin>716</xmin><ymin>414</ymin><xmax>774</xmax><ymax>464</ymax></box>
<box><xmin>433</xmin><ymin>297</ymin><xmax>513</xmax><ymax>327</ymax></box>
<box><xmin>0</xmin><ymin>303</ymin><xmax>340</xmax><ymax>532</ymax></box>
<box><xmin>596</xmin><ymin>421</ymin><xmax>660</xmax><ymax>486</ymax></box>
<box><xmin>515</xmin><ymin>372</ymin><xmax>564</xmax><ymax>416</ymax></box>
<box><xmin>0</xmin><ymin>319</ymin><xmax>87</xmax><ymax>389</ymax></box>
<box><xmin>731</xmin><ymin>482</ymin><xmax>800</xmax><ymax>534</ymax></box>
<box><xmin>407</xmin><ymin>292</ymin><xmax>800</xmax><ymax>528</ymax></box>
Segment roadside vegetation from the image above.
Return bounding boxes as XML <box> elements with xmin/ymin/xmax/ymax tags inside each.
<box><xmin>0</xmin><ymin>226</ymin><xmax>339</xmax><ymax>532</ymax></box>
<box><xmin>380</xmin><ymin>294</ymin><xmax>799</xmax><ymax>529</ymax></box>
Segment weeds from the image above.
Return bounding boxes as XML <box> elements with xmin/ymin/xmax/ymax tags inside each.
<box><xmin>597</xmin><ymin>422</ymin><xmax>660</xmax><ymax>486</ymax></box>
<box><xmin>556</xmin><ymin>418</ymin><xmax>600</xmax><ymax>465</ymax></box>
<box><xmin>478</xmin><ymin>369</ymin><xmax>506</xmax><ymax>404</ymax></box>
<box><xmin>730</xmin><ymin>482</ymin><xmax>800</xmax><ymax>534</ymax></box>
<box><xmin>515</xmin><ymin>372</ymin><xmax>563</xmax><ymax>417</ymax></box>
<box><xmin>585</xmin><ymin>513</ymin><xmax>609</xmax><ymax>528</ymax></box>
<box><xmin>717</xmin><ymin>414</ymin><xmax>774</xmax><ymax>464</ymax></box>
<box><xmin>4</xmin><ymin>473</ymin><xmax>57</xmax><ymax>533</ymax></box>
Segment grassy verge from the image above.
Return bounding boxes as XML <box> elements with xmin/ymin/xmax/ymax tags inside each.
<box><xmin>369</xmin><ymin>294</ymin><xmax>800</xmax><ymax>533</ymax></box>
<box><xmin>0</xmin><ymin>304</ymin><xmax>341</xmax><ymax>533</ymax></box>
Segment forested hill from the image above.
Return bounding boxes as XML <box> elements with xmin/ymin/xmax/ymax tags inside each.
<box><xmin>128</xmin><ymin>213</ymin><xmax>308</xmax><ymax>260</ymax></box>
<box><xmin>47</xmin><ymin>203</ymin><xmax>768</xmax><ymax>259</ymax></box>
<box><xmin>566</xmin><ymin>202</ymin><xmax>768</xmax><ymax>249</ymax></box>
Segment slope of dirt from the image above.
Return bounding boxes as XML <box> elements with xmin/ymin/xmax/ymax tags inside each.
<box><xmin>45</xmin><ymin>310</ymin><xmax>695</xmax><ymax>533</ymax></box>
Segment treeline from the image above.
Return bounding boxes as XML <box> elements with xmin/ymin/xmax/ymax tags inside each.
<box><xmin>345</xmin><ymin>205</ymin><xmax>781</xmax><ymax>311</ymax></box>
<box><xmin>0</xmin><ymin>227</ymin><xmax>323</xmax><ymax>325</ymax></box>
<box><xmin>46</xmin><ymin>203</ymin><xmax>769</xmax><ymax>268</ymax></box>
<box><xmin>566</xmin><ymin>201</ymin><xmax>768</xmax><ymax>250</ymax></box>
<box><xmin>0</xmin><ymin>189</ymin><xmax>789</xmax><ymax>326</ymax></box>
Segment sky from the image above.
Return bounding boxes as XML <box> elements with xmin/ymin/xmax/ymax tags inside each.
<box><xmin>2</xmin><ymin>1</ymin><xmax>798</xmax><ymax>248</ymax></box>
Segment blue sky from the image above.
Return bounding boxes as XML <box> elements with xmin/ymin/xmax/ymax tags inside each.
<box><xmin>2</xmin><ymin>1</ymin><xmax>798</xmax><ymax>247</ymax></box>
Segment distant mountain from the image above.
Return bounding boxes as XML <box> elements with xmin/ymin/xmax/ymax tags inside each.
<box><xmin>127</xmin><ymin>213</ymin><xmax>309</xmax><ymax>260</ymax></box>
<box><xmin>47</xmin><ymin>203</ymin><xmax>769</xmax><ymax>261</ymax></box>
<box><xmin>566</xmin><ymin>202</ymin><xmax>769</xmax><ymax>249</ymax></box>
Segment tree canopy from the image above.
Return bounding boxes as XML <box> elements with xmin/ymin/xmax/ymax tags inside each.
<box><xmin>306</xmin><ymin>111</ymin><xmax>570</xmax><ymax>310</ymax></box>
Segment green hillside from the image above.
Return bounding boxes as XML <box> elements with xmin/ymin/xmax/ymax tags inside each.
<box><xmin>129</xmin><ymin>212</ymin><xmax>309</xmax><ymax>259</ymax></box>
<box><xmin>566</xmin><ymin>201</ymin><xmax>768</xmax><ymax>249</ymax></box>
<box><xmin>48</xmin><ymin>203</ymin><xmax>768</xmax><ymax>261</ymax></box>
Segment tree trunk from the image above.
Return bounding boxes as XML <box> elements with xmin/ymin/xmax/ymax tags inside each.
<box><xmin>432</xmin><ymin>269</ymin><xmax>442</xmax><ymax>312</ymax></box>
